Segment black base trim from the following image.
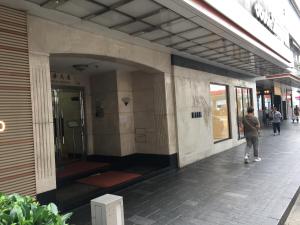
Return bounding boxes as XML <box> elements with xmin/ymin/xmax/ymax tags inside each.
<box><xmin>87</xmin><ymin>153</ymin><xmax>178</xmax><ymax>169</ymax></box>
<box><xmin>36</xmin><ymin>189</ymin><xmax>57</xmax><ymax>205</ymax></box>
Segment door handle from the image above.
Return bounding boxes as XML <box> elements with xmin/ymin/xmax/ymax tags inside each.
<box><xmin>60</xmin><ymin>112</ymin><xmax>65</xmax><ymax>144</ymax></box>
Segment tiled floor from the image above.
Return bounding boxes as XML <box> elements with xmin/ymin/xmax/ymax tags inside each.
<box><xmin>69</xmin><ymin>122</ymin><xmax>300</xmax><ymax>225</ymax></box>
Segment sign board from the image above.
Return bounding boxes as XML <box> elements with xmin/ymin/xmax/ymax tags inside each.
<box><xmin>250</xmin><ymin>1</ymin><xmax>289</xmax><ymax>46</ymax></box>
<box><xmin>0</xmin><ymin>121</ymin><xmax>5</xmax><ymax>132</ymax></box>
<box><xmin>274</xmin><ymin>82</ymin><xmax>282</xmax><ymax>95</ymax></box>
<box><xmin>253</xmin><ymin>2</ymin><xmax>275</xmax><ymax>33</ymax></box>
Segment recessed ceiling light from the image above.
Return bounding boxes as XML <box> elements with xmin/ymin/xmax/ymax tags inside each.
<box><xmin>73</xmin><ymin>64</ymin><xmax>88</xmax><ymax>72</ymax></box>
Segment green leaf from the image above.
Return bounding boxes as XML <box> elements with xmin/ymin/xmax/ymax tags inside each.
<box><xmin>61</xmin><ymin>213</ymin><xmax>72</xmax><ymax>223</ymax></box>
<box><xmin>47</xmin><ymin>203</ymin><xmax>58</xmax><ymax>215</ymax></box>
<box><xmin>0</xmin><ymin>193</ymin><xmax>72</xmax><ymax>225</ymax></box>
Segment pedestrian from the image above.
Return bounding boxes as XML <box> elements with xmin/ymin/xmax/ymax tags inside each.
<box><xmin>262</xmin><ymin>107</ymin><xmax>267</xmax><ymax>126</ymax></box>
<box><xmin>272</xmin><ymin>107</ymin><xmax>282</xmax><ymax>135</ymax></box>
<box><xmin>242</xmin><ymin>106</ymin><xmax>261</xmax><ymax>163</ymax></box>
<box><xmin>293</xmin><ymin>105</ymin><xmax>299</xmax><ymax>123</ymax></box>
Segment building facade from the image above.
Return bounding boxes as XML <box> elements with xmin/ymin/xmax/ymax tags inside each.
<box><xmin>0</xmin><ymin>0</ymin><xmax>297</xmax><ymax>204</ymax></box>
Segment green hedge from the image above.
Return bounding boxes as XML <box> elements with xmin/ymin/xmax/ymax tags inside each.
<box><xmin>0</xmin><ymin>193</ymin><xmax>72</xmax><ymax>225</ymax></box>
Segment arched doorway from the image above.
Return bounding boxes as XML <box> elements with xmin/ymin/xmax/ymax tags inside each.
<box><xmin>48</xmin><ymin>54</ymin><xmax>173</xmax><ymax>210</ymax></box>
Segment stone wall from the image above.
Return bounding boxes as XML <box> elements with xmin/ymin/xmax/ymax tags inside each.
<box><xmin>173</xmin><ymin>65</ymin><xmax>257</xmax><ymax>167</ymax></box>
<box><xmin>91</xmin><ymin>71</ymin><xmax>121</xmax><ymax>156</ymax></box>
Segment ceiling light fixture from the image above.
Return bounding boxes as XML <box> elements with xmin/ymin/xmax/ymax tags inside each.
<box><xmin>72</xmin><ymin>64</ymin><xmax>89</xmax><ymax>72</ymax></box>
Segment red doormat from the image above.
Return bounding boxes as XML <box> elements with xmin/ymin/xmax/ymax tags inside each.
<box><xmin>77</xmin><ymin>171</ymin><xmax>142</xmax><ymax>188</ymax></box>
<box><xmin>57</xmin><ymin>161</ymin><xmax>110</xmax><ymax>179</ymax></box>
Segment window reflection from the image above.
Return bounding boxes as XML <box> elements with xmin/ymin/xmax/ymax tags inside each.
<box><xmin>210</xmin><ymin>84</ymin><xmax>230</xmax><ymax>142</ymax></box>
<box><xmin>236</xmin><ymin>88</ymin><xmax>244</xmax><ymax>138</ymax></box>
<box><xmin>236</xmin><ymin>87</ymin><xmax>253</xmax><ymax>139</ymax></box>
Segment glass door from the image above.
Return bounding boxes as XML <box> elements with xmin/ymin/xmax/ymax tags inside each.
<box><xmin>52</xmin><ymin>88</ymin><xmax>86</xmax><ymax>165</ymax></box>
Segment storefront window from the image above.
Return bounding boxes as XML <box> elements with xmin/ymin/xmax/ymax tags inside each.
<box><xmin>257</xmin><ymin>95</ymin><xmax>262</xmax><ymax>111</ymax></box>
<box><xmin>236</xmin><ymin>87</ymin><xmax>253</xmax><ymax>139</ymax></box>
<box><xmin>210</xmin><ymin>84</ymin><xmax>230</xmax><ymax>142</ymax></box>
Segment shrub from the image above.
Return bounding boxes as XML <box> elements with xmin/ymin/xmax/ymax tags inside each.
<box><xmin>0</xmin><ymin>193</ymin><xmax>72</xmax><ymax>225</ymax></box>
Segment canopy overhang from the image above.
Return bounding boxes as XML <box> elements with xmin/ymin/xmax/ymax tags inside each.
<box><xmin>0</xmin><ymin>0</ymin><xmax>293</xmax><ymax>77</ymax></box>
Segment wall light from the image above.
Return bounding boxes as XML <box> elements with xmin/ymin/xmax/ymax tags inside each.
<box><xmin>0</xmin><ymin>121</ymin><xmax>5</xmax><ymax>132</ymax></box>
<box><xmin>121</xmin><ymin>97</ymin><xmax>130</xmax><ymax>106</ymax></box>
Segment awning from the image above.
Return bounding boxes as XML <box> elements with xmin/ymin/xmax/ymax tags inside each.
<box><xmin>265</xmin><ymin>74</ymin><xmax>300</xmax><ymax>89</ymax></box>
<box><xmin>5</xmin><ymin>0</ymin><xmax>290</xmax><ymax>77</ymax></box>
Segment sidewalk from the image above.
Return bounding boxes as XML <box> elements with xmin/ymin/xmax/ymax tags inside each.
<box><xmin>285</xmin><ymin>195</ymin><xmax>300</xmax><ymax>225</ymax></box>
<box><xmin>70</xmin><ymin>122</ymin><xmax>300</xmax><ymax>225</ymax></box>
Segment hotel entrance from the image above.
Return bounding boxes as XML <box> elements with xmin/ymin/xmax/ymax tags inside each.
<box><xmin>52</xmin><ymin>88</ymin><xmax>86</xmax><ymax>166</ymax></box>
<box><xmin>48</xmin><ymin>54</ymin><xmax>173</xmax><ymax>210</ymax></box>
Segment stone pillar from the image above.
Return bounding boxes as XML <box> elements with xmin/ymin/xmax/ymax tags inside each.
<box><xmin>29</xmin><ymin>52</ymin><xmax>56</xmax><ymax>194</ymax></box>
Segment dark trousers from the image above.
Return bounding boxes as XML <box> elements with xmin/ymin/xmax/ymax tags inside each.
<box><xmin>245</xmin><ymin>136</ymin><xmax>259</xmax><ymax>157</ymax></box>
<box><xmin>273</xmin><ymin>122</ymin><xmax>280</xmax><ymax>134</ymax></box>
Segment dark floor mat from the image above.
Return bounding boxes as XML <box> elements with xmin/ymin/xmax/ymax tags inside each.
<box><xmin>57</xmin><ymin>161</ymin><xmax>110</xmax><ymax>179</ymax></box>
<box><xmin>77</xmin><ymin>171</ymin><xmax>142</xmax><ymax>188</ymax></box>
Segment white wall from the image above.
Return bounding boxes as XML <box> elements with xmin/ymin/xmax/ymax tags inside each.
<box><xmin>28</xmin><ymin>16</ymin><xmax>171</xmax><ymax>75</ymax></box>
<box><xmin>116</xmin><ymin>71</ymin><xmax>136</xmax><ymax>156</ymax></box>
<box><xmin>90</xmin><ymin>70</ymin><xmax>171</xmax><ymax>156</ymax></box>
<box><xmin>28</xmin><ymin>15</ymin><xmax>175</xmax><ymax>157</ymax></box>
<box><xmin>91</xmin><ymin>71</ymin><xmax>121</xmax><ymax>156</ymax></box>
<box><xmin>132</xmin><ymin>72</ymin><xmax>170</xmax><ymax>155</ymax></box>
<box><xmin>174</xmin><ymin>65</ymin><xmax>257</xmax><ymax>167</ymax></box>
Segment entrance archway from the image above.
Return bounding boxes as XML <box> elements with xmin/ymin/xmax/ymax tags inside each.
<box><xmin>46</xmin><ymin>53</ymin><xmax>173</xmax><ymax>209</ymax></box>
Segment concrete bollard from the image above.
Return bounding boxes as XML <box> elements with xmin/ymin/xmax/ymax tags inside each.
<box><xmin>91</xmin><ymin>194</ymin><xmax>124</xmax><ymax>225</ymax></box>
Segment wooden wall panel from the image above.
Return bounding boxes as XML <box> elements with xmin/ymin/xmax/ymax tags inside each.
<box><xmin>0</xmin><ymin>5</ymin><xmax>36</xmax><ymax>196</ymax></box>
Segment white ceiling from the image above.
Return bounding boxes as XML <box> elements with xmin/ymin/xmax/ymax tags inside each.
<box><xmin>50</xmin><ymin>55</ymin><xmax>138</xmax><ymax>75</ymax></box>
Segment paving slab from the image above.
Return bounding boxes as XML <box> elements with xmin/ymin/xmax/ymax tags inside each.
<box><xmin>69</xmin><ymin>122</ymin><xmax>300</xmax><ymax>225</ymax></box>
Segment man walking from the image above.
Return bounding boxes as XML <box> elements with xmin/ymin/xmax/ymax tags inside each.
<box><xmin>293</xmin><ymin>105</ymin><xmax>299</xmax><ymax>123</ymax></box>
<box><xmin>272</xmin><ymin>107</ymin><xmax>282</xmax><ymax>135</ymax></box>
<box><xmin>243</xmin><ymin>106</ymin><xmax>261</xmax><ymax>163</ymax></box>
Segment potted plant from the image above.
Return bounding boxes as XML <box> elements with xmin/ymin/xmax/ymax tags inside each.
<box><xmin>0</xmin><ymin>193</ymin><xmax>72</xmax><ymax>225</ymax></box>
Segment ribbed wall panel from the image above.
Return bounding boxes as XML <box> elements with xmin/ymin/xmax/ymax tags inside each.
<box><xmin>0</xmin><ymin>5</ymin><xmax>36</xmax><ymax>196</ymax></box>
<box><xmin>30</xmin><ymin>52</ymin><xmax>56</xmax><ymax>194</ymax></box>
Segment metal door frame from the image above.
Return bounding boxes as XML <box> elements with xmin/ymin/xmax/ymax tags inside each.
<box><xmin>51</xmin><ymin>85</ymin><xmax>87</xmax><ymax>162</ymax></box>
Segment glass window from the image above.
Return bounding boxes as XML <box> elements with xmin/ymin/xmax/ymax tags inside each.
<box><xmin>210</xmin><ymin>84</ymin><xmax>230</xmax><ymax>142</ymax></box>
<box><xmin>236</xmin><ymin>88</ymin><xmax>244</xmax><ymax>138</ymax></box>
<box><xmin>257</xmin><ymin>94</ymin><xmax>262</xmax><ymax>111</ymax></box>
<box><xmin>264</xmin><ymin>94</ymin><xmax>271</xmax><ymax>109</ymax></box>
<box><xmin>236</xmin><ymin>87</ymin><xmax>253</xmax><ymax>139</ymax></box>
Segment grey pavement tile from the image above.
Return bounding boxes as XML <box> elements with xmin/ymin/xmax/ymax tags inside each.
<box><xmin>69</xmin><ymin>123</ymin><xmax>300</xmax><ymax>225</ymax></box>
<box><xmin>128</xmin><ymin>215</ymin><xmax>156</xmax><ymax>225</ymax></box>
<box><xmin>182</xmin><ymin>200</ymin><xmax>199</xmax><ymax>207</ymax></box>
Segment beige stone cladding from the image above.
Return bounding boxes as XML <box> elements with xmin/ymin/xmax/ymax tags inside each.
<box><xmin>173</xmin><ymin>65</ymin><xmax>257</xmax><ymax>167</ymax></box>
<box><xmin>27</xmin><ymin>15</ymin><xmax>175</xmax><ymax>193</ymax></box>
<box><xmin>90</xmin><ymin>70</ymin><xmax>171</xmax><ymax>157</ymax></box>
